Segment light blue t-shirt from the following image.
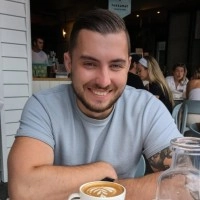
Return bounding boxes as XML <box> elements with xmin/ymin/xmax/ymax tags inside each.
<box><xmin>16</xmin><ymin>84</ymin><xmax>181</xmax><ymax>178</ymax></box>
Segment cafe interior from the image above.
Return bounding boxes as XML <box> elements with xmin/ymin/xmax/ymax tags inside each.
<box><xmin>30</xmin><ymin>0</ymin><xmax>200</xmax><ymax>77</ymax></box>
<box><xmin>1</xmin><ymin>1</ymin><xmax>200</xmax><ymax>198</ymax></box>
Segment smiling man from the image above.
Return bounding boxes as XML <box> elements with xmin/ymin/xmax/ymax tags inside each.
<box><xmin>8</xmin><ymin>9</ymin><xmax>182</xmax><ymax>200</ymax></box>
<box><xmin>64</xmin><ymin>29</ymin><xmax>130</xmax><ymax>119</ymax></box>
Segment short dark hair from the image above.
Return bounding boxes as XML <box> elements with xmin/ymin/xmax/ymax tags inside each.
<box><xmin>32</xmin><ymin>36</ymin><xmax>44</xmax><ymax>44</ymax></box>
<box><xmin>68</xmin><ymin>8</ymin><xmax>130</xmax><ymax>54</ymax></box>
<box><xmin>192</xmin><ymin>67</ymin><xmax>200</xmax><ymax>79</ymax></box>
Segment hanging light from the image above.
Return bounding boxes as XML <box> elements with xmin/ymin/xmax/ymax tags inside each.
<box><xmin>62</xmin><ymin>10</ymin><xmax>67</xmax><ymax>39</ymax></box>
<box><xmin>62</xmin><ymin>28</ymin><xmax>66</xmax><ymax>38</ymax></box>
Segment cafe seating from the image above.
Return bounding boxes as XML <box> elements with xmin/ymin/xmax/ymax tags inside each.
<box><xmin>172</xmin><ymin>103</ymin><xmax>183</xmax><ymax>131</ymax></box>
<box><xmin>189</xmin><ymin>123</ymin><xmax>200</xmax><ymax>138</ymax></box>
<box><xmin>180</xmin><ymin>100</ymin><xmax>200</xmax><ymax>135</ymax></box>
<box><xmin>135</xmin><ymin>155</ymin><xmax>146</xmax><ymax>178</ymax></box>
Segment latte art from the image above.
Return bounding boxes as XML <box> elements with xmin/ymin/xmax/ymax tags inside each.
<box><xmin>86</xmin><ymin>186</ymin><xmax>118</xmax><ymax>197</ymax></box>
<box><xmin>82</xmin><ymin>182</ymin><xmax>124</xmax><ymax>198</ymax></box>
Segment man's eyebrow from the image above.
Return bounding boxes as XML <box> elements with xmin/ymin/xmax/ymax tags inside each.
<box><xmin>80</xmin><ymin>55</ymin><xmax>126</xmax><ymax>64</ymax></box>
<box><xmin>110</xmin><ymin>59</ymin><xmax>126</xmax><ymax>63</ymax></box>
<box><xmin>80</xmin><ymin>55</ymin><xmax>99</xmax><ymax>62</ymax></box>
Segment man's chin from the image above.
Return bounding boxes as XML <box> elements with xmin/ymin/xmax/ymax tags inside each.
<box><xmin>85</xmin><ymin>102</ymin><xmax>113</xmax><ymax>113</ymax></box>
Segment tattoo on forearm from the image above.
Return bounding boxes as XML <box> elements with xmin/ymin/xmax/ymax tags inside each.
<box><xmin>148</xmin><ymin>147</ymin><xmax>172</xmax><ymax>171</ymax></box>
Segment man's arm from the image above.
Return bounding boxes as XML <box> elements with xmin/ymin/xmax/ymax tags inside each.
<box><xmin>148</xmin><ymin>147</ymin><xmax>172</xmax><ymax>172</ymax></box>
<box><xmin>8</xmin><ymin>137</ymin><xmax>117</xmax><ymax>200</ymax></box>
<box><xmin>117</xmin><ymin>147</ymin><xmax>172</xmax><ymax>200</ymax></box>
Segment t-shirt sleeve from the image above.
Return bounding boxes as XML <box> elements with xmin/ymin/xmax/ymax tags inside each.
<box><xmin>141</xmin><ymin>95</ymin><xmax>182</xmax><ymax>158</ymax></box>
<box><xmin>16</xmin><ymin>95</ymin><xmax>55</xmax><ymax>148</ymax></box>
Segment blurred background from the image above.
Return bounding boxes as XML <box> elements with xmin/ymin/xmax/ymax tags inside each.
<box><xmin>30</xmin><ymin>0</ymin><xmax>200</xmax><ymax>76</ymax></box>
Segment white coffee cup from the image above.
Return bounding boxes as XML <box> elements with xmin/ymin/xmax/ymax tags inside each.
<box><xmin>68</xmin><ymin>181</ymin><xmax>126</xmax><ymax>200</ymax></box>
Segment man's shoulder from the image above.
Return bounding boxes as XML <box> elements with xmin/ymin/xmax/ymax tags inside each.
<box><xmin>40</xmin><ymin>50</ymin><xmax>48</xmax><ymax>56</ymax></box>
<box><xmin>32</xmin><ymin>50</ymin><xmax>37</xmax><ymax>54</ymax></box>
<box><xmin>122</xmin><ymin>86</ymin><xmax>153</xmax><ymax>102</ymax></box>
<box><xmin>34</xmin><ymin>84</ymin><xmax>71</xmax><ymax>98</ymax></box>
<box><xmin>118</xmin><ymin>86</ymin><xmax>170</xmax><ymax>121</ymax></box>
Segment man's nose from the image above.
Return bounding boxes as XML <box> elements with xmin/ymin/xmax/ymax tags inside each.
<box><xmin>95</xmin><ymin>67</ymin><xmax>111</xmax><ymax>87</ymax></box>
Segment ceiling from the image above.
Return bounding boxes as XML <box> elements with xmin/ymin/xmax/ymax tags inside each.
<box><xmin>30</xmin><ymin>0</ymin><xmax>200</xmax><ymax>26</ymax></box>
<box><xmin>30</xmin><ymin>0</ymin><xmax>200</xmax><ymax>12</ymax></box>
<box><xmin>30</xmin><ymin>0</ymin><xmax>200</xmax><ymax>63</ymax></box>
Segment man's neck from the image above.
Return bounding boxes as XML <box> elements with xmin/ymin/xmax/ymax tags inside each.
<box><xmin>32</xmin><ymin>47</ymin><xmax>41</xmax><ymax>53</ymax></box>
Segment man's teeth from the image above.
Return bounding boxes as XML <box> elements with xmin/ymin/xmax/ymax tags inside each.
<box><xmin>92</xmin><ymin>90</ymin><xmax>108</xmax><ymax>96</ymax></box>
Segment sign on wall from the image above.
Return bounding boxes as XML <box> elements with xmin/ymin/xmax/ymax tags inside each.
<box><xmin>108</xmin><ymin>0</ymin><xmax>131</xmax><ymax>18</ymax></box>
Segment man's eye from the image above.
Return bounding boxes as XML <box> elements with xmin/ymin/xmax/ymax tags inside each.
<box><xmin>83</xmin><ymin>62</ymin><xmax>96</xmax><ymax>68</ymax></box>
<box><xmin>110</xmin><ymin>64</ymin><xmax>123</xmax><ymax>71</ymax></box>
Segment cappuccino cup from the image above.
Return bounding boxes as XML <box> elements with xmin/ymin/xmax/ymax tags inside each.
<box><xmin>68</xmin><ymin>181</ymin><xmax>126</xmax><ymax>200</ymax></box>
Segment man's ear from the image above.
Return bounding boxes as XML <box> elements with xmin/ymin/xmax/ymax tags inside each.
<box><xmin>64</xmin><ymin>52</ymin><xmax>72</xmax><ymax>73</ymax></box>
<box><xmin>128</xmin><ymin>56</ymin><xmax>132</xmax><ymax>71</ymax></box>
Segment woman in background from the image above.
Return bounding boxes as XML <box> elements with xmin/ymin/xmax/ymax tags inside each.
<box><xmin>185</xmin><ymin>67</ymin><xmax>200</xmax><ymax>132</ymax></box>
<box><xmin>166</xmin><ymin>63</ymin><xmax>188</xmax><ymax>100</ymax></box>
<box><xmin>186</xmin><ymin>67</ymin><xmax>200</xmax><ymax>100</ymax></box>
<box><xmin>137</xmin><ymin>56</ymin><xmax>174</xmax><ymax>113</ymax></box>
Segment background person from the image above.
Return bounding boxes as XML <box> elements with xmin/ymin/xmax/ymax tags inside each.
<box><xmin>186</xmin><ymin>66</ymin><xmax>200</xmax><ymax>100</ymax></box>
<box><xmin>185</xmin><ymin>66</ymin><xmax>200</xmax><ymax>129</ymax></box>
<box><xmin>32</xmin><ymin>36</ymin><xmax>49</xmax><ymax>65</ymax></box>
<box><xmin>137</xmin><ymin>56</ymin><xmax>174</xmax><ymax>113</ymax></box>
<box><xmin>166</xmin><ymin>63</ymin><xmax>188</xmax><ymax>100</ymax></box>
<box><xmin>126</xmin><ymin>54</ymin><xmax>145</xmax><ymax>89</ymax></box>
<box><xmin>8</xmin><ymin>9</ymin><xmax>182</xmax><ymax>200</ymax></box>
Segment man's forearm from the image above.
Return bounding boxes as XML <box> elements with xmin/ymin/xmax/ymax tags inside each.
<box><xmin>8</xmin><ymin>162</ymin><xmax>117</xmax><ymax>200</ymax></box>
<box><xmin>117</xmin><ymin>172</ymin><xmax>161</xmax><ymax>200</ymax></box>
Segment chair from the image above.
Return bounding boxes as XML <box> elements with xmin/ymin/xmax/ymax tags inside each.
<box><xmin>180</xmin><ymin>100</ymin><xmax>200</xmax><ymax>135</ymax></box>
<box><xmin>189</xmin><ymin>123</ymin><xmax>200</xmax><ymax>138</ymax></box>
<box><xmin>135</xmin><ymin>155</ymin><xmax>146</xmax><ymax>178</ymax></box>
<box><xmin>172</xmin><ymin>103</ymin><xmax>183</xmax><ymax>131</ymax></box>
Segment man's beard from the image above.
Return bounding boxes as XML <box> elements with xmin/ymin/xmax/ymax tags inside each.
<box><xmin>71</xmin><ymin>83</ymin><xmax>124</xmax><ymax>114</ymax></box>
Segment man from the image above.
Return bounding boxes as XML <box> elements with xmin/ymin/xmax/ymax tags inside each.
<box><xmin>126</xmin><ymin>54</ymin><xmax>145</xmax><ymax>89</ymax></box>
<box><xmin>8</xmin><ymin>9</ymin><xmax>181</xmax><ymax>199</ymax></box>
<box><xmin>32</xmin><ymin>36</ymin><xmax>49</xmax><ymax>65</ymax></box>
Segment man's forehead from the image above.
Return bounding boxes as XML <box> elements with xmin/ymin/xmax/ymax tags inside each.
<box><xmin>37</xmin><ymin>39</ymin><xmax>44</xmax><ymax>43</ymax></box>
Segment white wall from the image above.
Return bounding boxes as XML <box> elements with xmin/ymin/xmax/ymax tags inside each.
<box><xmin>0</xmin><ymin>0</ymin><xmax>32</xmax><ymax>182</ymax></box>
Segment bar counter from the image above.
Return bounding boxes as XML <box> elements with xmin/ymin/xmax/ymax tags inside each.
<box><xmin>32</xmin><ymin>77</ymin><xmax>71</xmax><ymax>93</ymax></box>
<box><xmin>33</xmin><ymin>77</ymin><xmax>71</xmax><ymax>81</ymax></box>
